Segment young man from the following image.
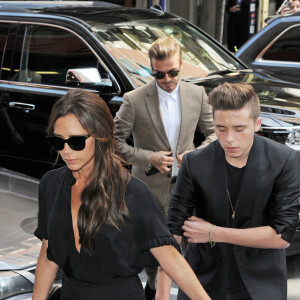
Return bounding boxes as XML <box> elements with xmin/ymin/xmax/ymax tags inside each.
<box><xmin>114</xmin><ymin>37</ymin><xmax>216</xmax><ymax>299</ymax></box>
<box><xmin>159</xmin><ymin>82</ymin><xmax>300</xmax><ymax>300</ymax></box>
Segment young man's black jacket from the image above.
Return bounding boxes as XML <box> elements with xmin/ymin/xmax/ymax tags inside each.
<box><xmin>168</xmin><ymin>135</ymin><xmax>300</xmax><ymax>300</ymax></box>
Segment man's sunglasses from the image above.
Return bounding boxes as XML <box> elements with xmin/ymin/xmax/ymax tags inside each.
<box><xmin>151</xmin><ymin>69</ymin><xmax>181</xmax><ymax>80</ymax></box>
<box><xmin>47</xmin><ymin>135</ymin><xmax>91</xmax><ymax>151</ymax></box>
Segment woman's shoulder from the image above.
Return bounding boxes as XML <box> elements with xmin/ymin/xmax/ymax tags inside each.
<box><xmin>125</xmin><ymin>176</ymin><xmax>159</xmax><ymax>211</ymax></box>
<box><xmin>40</xmin><ymin>165</ymin><xmax>70</xmax><ymax>189</ymax></box>
<box><xmin>126</xmin><ymin>176</ymin><xmax>157</xmax><ymax>198</ymax></box>
<box><xmin>127</xmin><ymin>175</ymin><xmax>150</xmax><ymax>190</ymax></box>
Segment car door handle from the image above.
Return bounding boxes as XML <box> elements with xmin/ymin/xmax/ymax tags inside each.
<box><xmin>9</xmin><ymin>102</ymin><xmax>35</xmax><ymax>110</ymax></box>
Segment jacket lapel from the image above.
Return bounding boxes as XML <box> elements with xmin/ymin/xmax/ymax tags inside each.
<box><xmin>177</xmin><ymin>82</ymin><xmax>191</xmax><ymax>153</ymax></box>
<box><xmin>212</xmin><ymin>142</ymin><xmax>229</xmax><ymax>227</ymax></box>
<box><xmin>212</xmin><ymin>141</ymin><xmax>228</xmax><ymax>256</ymax></box>
<box><xmin>144</xmin><ymin>80</ymin><xmax>170</xmax><ymax>149</ymax></box>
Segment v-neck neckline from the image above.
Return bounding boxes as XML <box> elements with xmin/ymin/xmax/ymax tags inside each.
<box><xmin>66</xmin><ymin>172</ymin><xmax>82</xmax><ymax>256</ymax></box>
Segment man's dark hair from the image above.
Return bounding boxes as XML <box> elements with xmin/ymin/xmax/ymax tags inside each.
<box><xmin>208</xmin><ymin>82</ymin><xmax>260</xmax><ymax>120</ymax></box>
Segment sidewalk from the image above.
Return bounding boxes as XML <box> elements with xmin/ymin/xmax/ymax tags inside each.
<box><xmin>0</xmin><ymin>167</ymin><xmax>39</xmax><ymax>200</ymax></box>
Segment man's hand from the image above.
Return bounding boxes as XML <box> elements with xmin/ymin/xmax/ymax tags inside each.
<box><xmin>150</xmin><ymin>150</ymin><xmax>174</xmax><ymax>173</ymax></box>
<box><xmin>182</xmin><ymin>216</ymin><xmax>212</xmax><ymax>243</ymax></box>
<box><xmin>176</xmin><ymin>150</ymin><xmax>191</xmax><ymax>168</ymax></box>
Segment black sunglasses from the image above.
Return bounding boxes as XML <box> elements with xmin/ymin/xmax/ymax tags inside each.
<box><xmin>47</xmin><ymin>135</ymin><xmax>91</xmax><ymax>151</ymax></box>
<box><xmin>151</xmin><ymin>69</ymin><xmax>181</xmax><ymax>80</ymax></box>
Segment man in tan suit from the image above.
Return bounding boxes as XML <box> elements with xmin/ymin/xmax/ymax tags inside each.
<box><xmin>114</xmin><ymin>37</ymin><xmax>215</xmax><ymax>299</ymax></box>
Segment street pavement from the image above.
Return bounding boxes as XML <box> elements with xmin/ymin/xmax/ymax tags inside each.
<box><xmin>287</xmin><ymin>255</ymin><xmax>300</xmax><ymax>300</ymax></box>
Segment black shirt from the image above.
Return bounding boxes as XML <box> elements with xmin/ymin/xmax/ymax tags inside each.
<box><xmin>206</xmin><ymin>162</ymin><xmax>251</xmax><ymax>299</ymax></box>
<box><xmin>226</xmin><ymin>162</ymin><xmax>250</xmax><ymax>298</ymax></box>
<box><xmin>34</xmin><ymin>166</ymin><xmax>176</xmax><ymax>298</ymax></box>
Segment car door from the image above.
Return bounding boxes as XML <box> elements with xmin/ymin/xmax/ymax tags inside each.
<box><xmin>0</xmin><ymin>21</ymin><xmax>117</xmax><ymax>178</ymax></box>
<box><xmin>252</xmin><ymin>24</ymin><xmax>300</xmax><ymax>84</ymax></box>
<box><xmin>0</xmin><ymin>21</ymin><xmax>19</xmax><ymax>166</ymax></box>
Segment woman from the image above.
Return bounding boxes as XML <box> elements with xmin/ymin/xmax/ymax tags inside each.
<box><xmin>33</xmin><ymin>89</ymin><xmax>210</xmax><ymax>300</ymax></box>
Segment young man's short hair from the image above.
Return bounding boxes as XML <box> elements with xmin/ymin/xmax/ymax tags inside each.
<box><xmin>148</xmin><ymin>37</ymin><xmax>182</xmax><ymax>63</ymax></box>
<box><xmin>208</xmin><ymin>82</ymin><xmax>261</xmax><ymax>120</ymax></box>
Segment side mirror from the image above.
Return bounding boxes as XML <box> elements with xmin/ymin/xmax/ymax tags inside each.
<box><xmin>65</xmin><ymin>68</ymin><xmax>113</xmax><ymax>92</ymax></box>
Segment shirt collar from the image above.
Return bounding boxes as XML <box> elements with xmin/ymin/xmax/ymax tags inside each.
<box><xmin>156</xmin><ymin>82</ymin><xmax>180</xmax><ymax>101</ymax></box>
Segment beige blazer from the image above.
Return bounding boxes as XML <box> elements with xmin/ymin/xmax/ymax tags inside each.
<box><xmin>114</xmin><ymin>80</ymin><xmax>216</xmax><ymax>213</ymax></box>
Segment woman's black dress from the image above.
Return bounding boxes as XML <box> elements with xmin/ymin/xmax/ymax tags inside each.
<box><xmin>34</xmin><ymin>166</ymin><xmax>176</xmax><ymax>300</ymax></box>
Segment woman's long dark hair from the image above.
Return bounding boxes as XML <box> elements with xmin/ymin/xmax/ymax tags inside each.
<box><xmin>47</xmin><ymin>89</ymin><xmax>130</xmax><ymax>254</ymax></box>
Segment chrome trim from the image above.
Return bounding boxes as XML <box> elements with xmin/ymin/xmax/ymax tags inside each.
<box><xmin>7</xmin><ymin>20</ymin><xmax>121</xmax><ymax>95</ymax></box>
<box><xmin>253</xmin><ymin>60</ymin><xmax>300</xmax><ymax>66</ymax></box>
<box><xmin>0</xmin><ymin>19</ymin><xmax>19</xmax><ymax>23</ymax></box>
<box><xmin>1</xmin><ymin>81</ymin><xmax>68</xmax><ymax>96</ymax></box>
<box><xmin>1</xmin><ymin>81</ymin><xmax>101</xmax><ymax>96</ymax></box>
<box><xmin>261</xmin><ymin>126</ymin><xmax>300</xmax><ymax>130</ymax></box>
<box><xmin>255</xmin><ymin>24</ymin><xmax>300</xmax><ymax>63</ymax></box>
<box><xmin>9</xmin><ymin>102</ymin><xmax>35</xmax><ymax>110</ymax></box>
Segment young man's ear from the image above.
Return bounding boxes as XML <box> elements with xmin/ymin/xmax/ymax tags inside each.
<box><xmin>254</xmin><ymin>117</ymin><xmax>262</xmax><ymax>132</ymax></box>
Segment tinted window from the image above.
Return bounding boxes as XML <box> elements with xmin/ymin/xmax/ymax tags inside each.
<box><xmin>262</xmin><ymin>25</ymin><xmax>300</xmax><ymax>62</ymax></box>
<box><xmin>19</xmin><ymin>25</ymin><xmax>101</xmax><ymax>86</ymax></box>
<box><xmin>0</xmin><ymin>23</ymin><xmax>9</xmax><ymax>78</ymax></box>
<box><xmin>93</xmin><ymin>19</ymin><xmax>241</xmax><ymax>87</ymax></box>
<box><xmin>0</xmin><ymin>23</ymin><xmax>15</xmax><ymax>80</ymax></box>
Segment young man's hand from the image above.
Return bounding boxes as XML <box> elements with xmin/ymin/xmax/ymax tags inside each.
<box><xmin>176</xmin><ymin>150</ymin><xmax>191</xmax><ymax>168</ymax></box>
<box><xmin>182</xmin><ymin>216</ymin><xmax>212</xmax><ymax>243</ymax></box>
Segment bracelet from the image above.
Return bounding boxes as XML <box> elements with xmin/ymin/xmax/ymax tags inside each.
<box><xmin>208</xmin><ymin>224</ymin><xmax>216</xmax><ymax>248</ymax></box>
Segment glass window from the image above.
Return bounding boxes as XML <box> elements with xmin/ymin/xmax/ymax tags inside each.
<box><xmin>20</xmin><ymin>25</ymin><xmax>103</xmax><ymax>86</ymax></box>
<box><xmin>92</xmin><ymin>19</ymin><xmax>242</xmax><ymax>87</ymax></box>
<box><xmin>262</xmin><ymin>25</ymin><xmax>300</xmax><ymax>62</ymax></box>
<box><xmin>0</xmin><ymin>23</ymin><xmax>11</xmax><ymax>80</ymax></box>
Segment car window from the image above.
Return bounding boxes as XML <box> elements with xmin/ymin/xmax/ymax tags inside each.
<box><xmin>92</xmin><ymin>19</ymin><xmax>241</xmax><ymax>87</ymax></box>
<box><xmin>0</xmin><ymin>23</ymin><xmax>10</xmax><ymax>78</ymax></box>
<box><xmin>19</xmin><ymin>25</ymin><xmax>105</xmax><ymax>86</ymax></box>
<box><xmin>262</xmin><ymin>25</ymin><xmax>300</xmax><ymax>62</ymax></box>
<box><xmin>0</xmin><ymin>23</ymin><xmax>17</xmax><ymax>81</ymax></box>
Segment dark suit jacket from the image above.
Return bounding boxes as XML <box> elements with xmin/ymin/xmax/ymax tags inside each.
<box><xmin>168</xmin><ymin>135</ymin><xmax>300</xmax><ymax>300</ymax></box>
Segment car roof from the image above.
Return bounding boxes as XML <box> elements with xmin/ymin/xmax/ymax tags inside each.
<box><xmin>266</xmin><ymin>11</ymin><xmax>300</xmax><ymax>24</ymax></box>
<box><xmin>0</xmin><ymin>1</ymin><xmax>119</xmax><ymax>10</ymax></box>
<box><xmin>0</xmin><ymin>1</ymin><xmax>171</xmax><ymax>23</ymax></box>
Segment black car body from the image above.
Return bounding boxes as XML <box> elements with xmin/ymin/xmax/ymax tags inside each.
<box><xmin>0</xmin><ymin>2</ymin><xmax>299</xmax><ymax>177</ymax></box>
<box><xmin>236</xmin><ymin>12</ymin><xmax>300</xmax><ymax>85</ymax></box>
<box><xmin>0</xmin><ymin>5</ymin><xmax>299</xmax><ymax>295</ymax></box>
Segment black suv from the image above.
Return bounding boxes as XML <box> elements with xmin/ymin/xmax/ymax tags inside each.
<box><xmin>0</xmin><ymin>1</ymin><xmax>299</xmax><ymax>179</ymax></box>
